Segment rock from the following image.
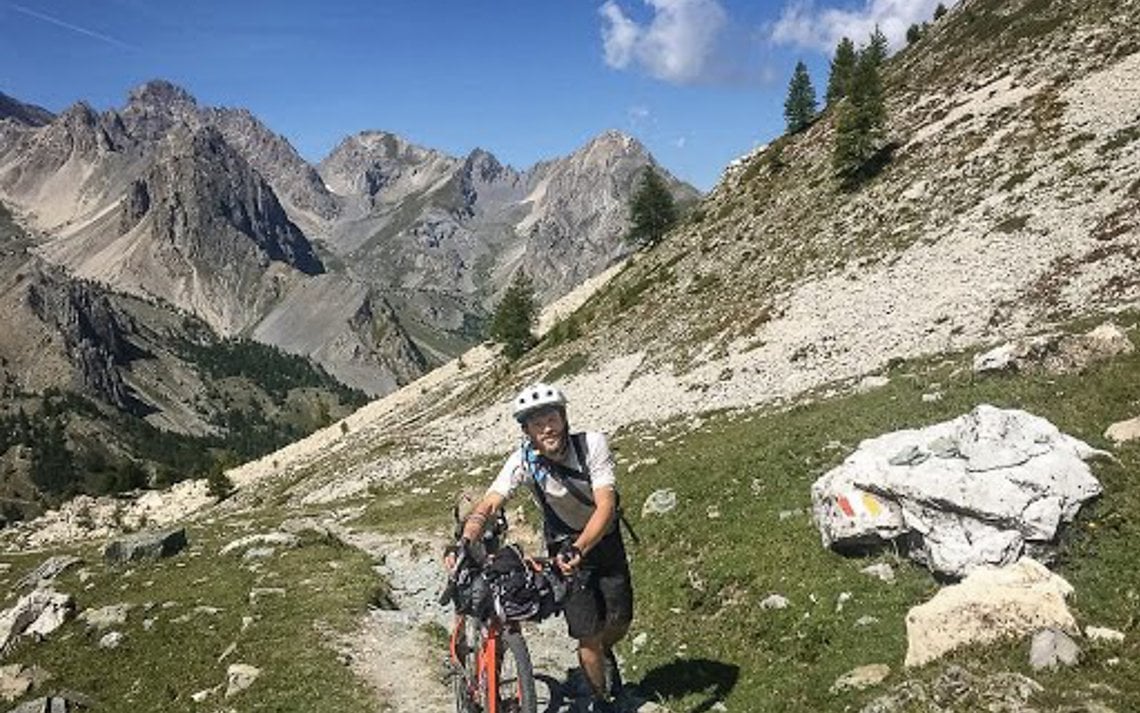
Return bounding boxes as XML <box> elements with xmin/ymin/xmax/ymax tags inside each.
<box><xmin>973</xmin><ymin>342</ymin><xmax>1022</xmax><ymax>373</ymax></box>
<box><xmin>103</xmin><ymin>528</ymin><xmax>187</xmax><ymax>565</ymax></box>
<box><xmin>760</xmin><ymin>594</ymin><xmax>789</xmax><ymax>610</ymax></box>
<box><xmin>855</xmin><ymin>616</ymin><xmax>880</xmax><ymax>627</ymax></box>
<box><xmin>0</xmin><ymin>664</ymin><xmax>50</xmax><ymax>702</ymax></box>
<box><xmin>812</xmin><ymin>405</ymin><xmax>1104</xmax><ymax>578</ymax></box>
<box><xmin>856</xmin><ymin>375</ymin><xmax>891</xmax><ymax>393</ymax></box>
<box><xmin>632</xmin><ymin>632</ymin><xmax>648</xmax><ymax>654</ymax></box>
<box><xmin>836</xmin><ymin>592</ymin><xmax>852</xmax><ymax>612</ymax></box>
<box><xmin>920</xmin><ymin>391</ymin><xmax>943</xmax><ymax>403</ymax></box>
<box><xmin>1029</xmin><ymin>628</ymin><xmax>1080</xmax><ymax>671</ymax></box>
<box><xmin>1086</xmin><ymin>625</ymin><xmax>1126</xmax><ymax>643</ymax></box>
<box><xmin>861</xmin><ymin>563</ymin><xmax>895</xmax><ymax>583</ymax></box>
<box><xmin>249</xmin><ymin>587</ymin><xmax>286</xmax><ymax>604</ymax></box>
<box><xmin>641</xmin><ymin>490</ymin><xmax>677</xmax><ymax>516</ymax></box>
<box><xmin>219</xmin><ymin>532</ymin><xmax>299</xmax><ymax>556</ymax></box>
<box><xmin>225</xmin><ymin>663</ymin><xmax>261</xmax><ymax>698</ymax></box>
<box><xmin>831</xmin><ymin>663</ymin><xmax>890</xmax><ymax>693</ymax></box>
<box><xmin>904</xmin><ymin>558</ymin><xmax>1076</xmax><ymax>667</ymax></box>
<box><xmin>0</xmin><ymin>589</ymin><xmax>74</xmax><ymax>652</ymax></box>
<box><xmin>14</xmin><ymin>556</ymin><xmax>82</xmax><ymax>592</ymax></box>
<box><xmin>1104</xmin><ymin>416</ymin><xmax>1140</xmax><ymax>443</ymax></box>
<box><xmin>8</xmin><ymin>692</ymin><xmax>91</xmax><ymax>712</ymax></box>
<box><xmin>78</xmin><ymin>604</ymin><xmax>131</xmax><ymax>631</ymax></box>
<box><xmin>191</xmin><ymin>687</ymin><xmax>217</xmax><ymax>702</ymax></box>
<box><xmin>973</xmin><ymin>323</ymin><xmax>1132</xmax><ymax>376</ymax></box>
<box><xmin>98</xmin><ymin>631</ymin><xmax>124</xmax><ymax>649</ymax></box>
<box><xmin>242</xmin><ymin>547</ymin><xmax>276</xmax><ymax>560</ymax></box>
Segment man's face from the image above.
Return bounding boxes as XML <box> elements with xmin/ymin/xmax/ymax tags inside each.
<box><xmin>523</xmin><ymin>407</ymin><xmax>566</xmax><ymax>456</ymax></box>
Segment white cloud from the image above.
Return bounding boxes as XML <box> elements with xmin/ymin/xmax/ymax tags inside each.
<box><xmin>673</xmin><ymin>136</ymin><xmax>687</xmax><ymax>149</ymax></box>
<box><xmin>769</xmin><ymin>0</ymin><xmax>944</xmax><ymax>54</ymax></box>
<box><xmin>600</xmin><ymin>0</ymin><xmax>728</xmax><ymax>84</ymax></box>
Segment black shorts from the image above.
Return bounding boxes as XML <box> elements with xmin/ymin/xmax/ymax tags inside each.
<box><xmin>553</xmin><ymin>530</ymin><xmax>633</xmax><ymax>640</ymax></box>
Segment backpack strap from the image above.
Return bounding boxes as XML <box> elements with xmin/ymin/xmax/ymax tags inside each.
<box><xmin>546</xmin><ymin>434</ymin><xmax>642</xmax><ymax>546</ymax></box>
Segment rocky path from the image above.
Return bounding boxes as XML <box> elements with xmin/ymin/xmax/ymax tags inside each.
<box><xmin>336</xmin><ymin>528</ymin><xmax>590</xmax><ymax>713</ymax></box>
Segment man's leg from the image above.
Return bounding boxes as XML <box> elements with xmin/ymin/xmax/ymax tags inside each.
<box><xmin>578</xmin><ymin>632</ymin><xmax>609</xmax><ymax>699</ymax></box>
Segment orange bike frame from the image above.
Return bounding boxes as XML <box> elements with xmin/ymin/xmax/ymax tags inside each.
<box><xmin>450</xmin><ymin>615</ymin><xmax>504</xmax><ymax>713</ymax></box>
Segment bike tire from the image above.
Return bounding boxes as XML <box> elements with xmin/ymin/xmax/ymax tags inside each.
<box><xmin>452</xmin><ymin>618</ymin><xmax>479</xmax><ymax>713</ymax></box>
<box><xmin>495</xmin><ymin>631</ymin><xmax>538</xmax><ymax>713</ymax></box>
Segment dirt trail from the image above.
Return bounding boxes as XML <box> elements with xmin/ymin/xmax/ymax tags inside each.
<box><xmin>336</xmin><ymin>528</ymin><xmax>593</xmax><ymax>713</ymax></box>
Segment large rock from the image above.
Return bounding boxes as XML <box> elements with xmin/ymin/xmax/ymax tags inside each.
<box><xmin>811</xmin><ymin>405</ymin><xmax>1104</xmax><ymax>578</ymax></box>
<box><xmin>102</xmin><ymin>528</ymin><xmax>187</xmax><ymax>565</ymax></box>
<box><xmin>1104</xmin><ymin>416</ymin><xmax>1140</xmax><ymax>443</ymax></box>
<box><xmin>14</xmin><ymin>557</ymin><xmax>81</xmax><ymax>592</ymax></box>
<box><xmin>0</xmin><ymin>589</ymin><xmax>74</xmax><ymax>654</ymax></box>
<box><xmin>904</xmin><ymin>558</ymin><xmax>1076</xmax><ymax>667</ymax></box>
<box><xmin>973</xmin><ymin>322</ymin><xmax>1133</xmax><ymax>375</ymax></box>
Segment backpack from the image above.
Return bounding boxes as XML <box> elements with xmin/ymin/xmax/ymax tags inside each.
<box><xmin>525</xmin><ymin>433</ymin><xmax>640</xmax><ymax>547</ymax></box>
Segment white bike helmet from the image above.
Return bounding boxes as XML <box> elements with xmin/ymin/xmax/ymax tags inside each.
<box><xmin>511</xmin><ymin>382</ymin><xmax>567</xmax><ymax>423</ymax></box>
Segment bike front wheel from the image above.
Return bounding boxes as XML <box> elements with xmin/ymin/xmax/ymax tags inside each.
<box><xmin>494</xmin><ymin>630</ymin><xmax>537</xmax><ymax>713</ymax></box>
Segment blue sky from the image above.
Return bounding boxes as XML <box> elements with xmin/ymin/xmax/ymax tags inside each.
<box><xmin>0</xmin><ymin>0</ymin><xmax>941</xmax><ymax>191</ymax></box>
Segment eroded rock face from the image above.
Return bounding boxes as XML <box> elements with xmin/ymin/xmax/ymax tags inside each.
<box><xmin>811</xmin><ymin>405</ymin><xmax>1104</xmax><ymax>578</ymax></box>
<box><xmin>904</xmin><ymin>558</ymin><xmax>1076</xmax><ymax>667</ymax></box>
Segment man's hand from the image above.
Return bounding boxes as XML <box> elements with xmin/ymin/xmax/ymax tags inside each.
<box><xmin>556</xmin><ymin>544</ymin><xmax>583</xmax><ymax>575</ymax></box>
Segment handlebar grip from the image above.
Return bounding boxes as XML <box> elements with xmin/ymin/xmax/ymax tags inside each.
<box><xmin>438</xmin><ymin>581</ymin><xmax>456</xmax><ymax>606</ymax></box>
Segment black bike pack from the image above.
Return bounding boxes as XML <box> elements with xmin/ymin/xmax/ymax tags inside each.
<box><xmin>528</xmin><ymin>433</ymin><xmax>641</xmax><ymax>547</ymax></box>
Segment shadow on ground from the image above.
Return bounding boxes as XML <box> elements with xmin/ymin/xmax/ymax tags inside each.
<box><xmin>636</xmin><ymin>658</ymin><xmax>741</xmax><ymax>713</ymax></box>
<box><xmin>535</xmin><ymin>658</ymin><xmax>739</xmax><ymax>712</ymax></box>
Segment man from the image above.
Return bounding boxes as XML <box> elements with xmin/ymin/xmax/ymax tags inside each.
<box><xmin>457</xmin><ymin>382</ymin><xmax>632</xmax><ymax>712</ymax></box>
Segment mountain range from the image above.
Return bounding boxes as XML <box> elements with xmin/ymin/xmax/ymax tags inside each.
<box><xmin>0</xmin><ymin>82</ymin><xmax>695</xmax><ymax>513</ymax></box>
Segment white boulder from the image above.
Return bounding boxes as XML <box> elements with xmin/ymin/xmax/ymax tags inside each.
<box><xmin>0</xmin><ymin>589</ymin><xmax>74</xmax><ymax>653</ymax></box>
<box><xmin>812</xmin><ymin>405</ymin><xmax>1104</xmax><ymax>578</ymax></box>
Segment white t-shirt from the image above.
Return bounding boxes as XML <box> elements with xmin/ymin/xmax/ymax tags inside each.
<box><xmin>488</xmin><ymin>431</ymin><xmax>616</xmax><ymax>533</ymax></box>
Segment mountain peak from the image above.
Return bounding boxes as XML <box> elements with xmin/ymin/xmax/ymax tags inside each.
<box><xmin>127</xmin><ymin>80</ymin><xmax>198</xmax><ymax>110</ymax></box>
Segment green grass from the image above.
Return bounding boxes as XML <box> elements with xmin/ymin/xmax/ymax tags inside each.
<box><xmin>0</xmin><ymin>518</ymin><xmax>383</xmax><ymax>712</ymax></box>
<box><xmin>603</xmin><ymin>322</ymin><xmax>1140</xmax><ymax>712</ymax></box>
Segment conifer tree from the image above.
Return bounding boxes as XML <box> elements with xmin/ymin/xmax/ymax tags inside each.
<box><xmin>783</xmin><ymin>61</ymin><xmax>818</xmax><ymax>134</ymax></box>
<box><xmin>489</xmin><ymin>271</ymin><xmax>538</xmax><ymax>359</ymax></box>
<box><xmin>627</xmin><ymin>167</ymin><xmax>677</xmax><ymax>248</ymax></box>
<box><xmin>832</xmin><ymin>43</ymin><xmax>887</xmax><ymax>183</ymax></box>
<box><xmin>825</xmin><ymin>37</ymin><xmax>857</xmax><ymax>106</ymax></box>
<box><xmin>934</xmin><ymin>3</ymin><xmax>948</xmax><ymax>20</ymax></box>
<box><xmin>866</xmin><ymin>25</ymin><xmax>889</xmax><ymax>67</ymax></box>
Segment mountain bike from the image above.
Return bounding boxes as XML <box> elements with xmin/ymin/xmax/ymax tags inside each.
<box><xmin>439</xmin><ymin>544</ymin><xmax>565</xmax><ymax>713</ymax></box>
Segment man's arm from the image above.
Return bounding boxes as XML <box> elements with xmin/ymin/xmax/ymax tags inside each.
<box><xmin>557</xmin><ymin>486</ymin><xmax>616</xmax><ymax>574</ymax></box>
<box><xmin>460</xmin><ymin>491</ymin><xmax>506</xmax><ymax>542</ymax></box>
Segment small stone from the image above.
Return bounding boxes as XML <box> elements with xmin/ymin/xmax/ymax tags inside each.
<box><xmin>1085</xmin><ymin>625</ymin><xmax>1125</xmax><ymax>643</ymax></box>
<box><xmin>836</xmin><ymin>592</ymin><xmax>852</xmax><ymax>612</ymax></box>
<box><xmin>1029</xmin><ymin>628</ymin><xmax>1081</xmax><ymax>671</ymax></box>
<box><xmin>632</xmin><ymin>632</ymin><xmax>648</xmax><ymax>654</ymax></box>
<box><xmin>711</xmin><ymin>703</ymin><xmax>728</xmax><ymax>712</ymax></box>
<box><xmin>888</xmin><ymin>445</ymin><xmax>928</xmax><ymax>466</ymax></box>
<box><xmin>241</xmin><ymin>616</ymin><xmax>255</xmax><ymax>632</ymax></box>
<box><xmin>191</xmin><ymin>687</ymin><xmax>215</xmax><ymax>702</ymax></box>
<box><xmin>921</xmin><ymin>391</ymin><xmax>943</xmax><ymax>403</ymax></box>
<box><xmin>861</xmin><ymin>563</ymin><xmax>896</xmax><ymax>583</ymax></box>
<box><xmin>218</xmin><ymin>641</ymin><xmax>237</xmax><ymax>663</ymax></box>
<box><xmin>706</xmin><ymin>505</ymin><xmax>720</xmax><ymax>519</ymax></box>
<box><xmin>855</xmin><ymin>616</ymin><xmax>880</xmax><ymax>627</ymax></box>
<box><xmin>857</xmin><ymin>375</ymin><xmax>891</xmax><ymax>393</ymax></box>
<box><xmin>641</xmin><ymin>490</ymin><xmax>677</xmax><ymax>516</ymax></box>
<box><xmin>79</xmin><ymin>603</ymin><xmax>132</xmax><ymax>631</ymax></box>
<box><xmin>225</xmin><ymin>663</ymin><xmax>261</xmax><ymax>698</ymax></box>
<box><xmin>98</xmin><ymin>631</ymin><xmax>124</xmax><ymax>649</ymax></box>
<box><xmin>760</xmin><ymin>594</ymin><xmax>789</xmax><ymax>610</ymax></box>
<box><xmin>830</xmin><ymin>663</ymin><xmax>890</xmax><ymax>693</ymax></box>
<box><xmin>927</xmin><ymin>436</ymin><xmax>959</xmax><ymax>459</ymax></box>
<box><xmin>243</xmin><ymin>547</ymin><xmax>276</xmax><ymax>560</ymax></box>
<box><xmin>142</xmin><ymin>618</ymin><xmax>155</xmax><ymax>631</ymax></box>
<box><xmin>249</xmin><ymin>587</ymin><xmax>287</xmax><ymax>604</ymax></box>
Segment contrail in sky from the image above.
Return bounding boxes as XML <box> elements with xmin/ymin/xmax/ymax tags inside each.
<box><xmin>7</xmin><ymin>2</ymin><xmax>139</xmax><ymax>51</ymax></box>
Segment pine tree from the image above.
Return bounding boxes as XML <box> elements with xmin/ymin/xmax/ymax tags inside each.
<box><xmin>866</xmin><ymin>25</ymin><xmax>889</xmax><ymax>67</ymax></box>
<box><xmin>783</xmin><ymin>61</ymin><xmax>818</xmax><ymax>134</ymax></box>
<box><xmin>832</xmin><ymin>44</ymin><xmax>887</xmax><ymax>183</ymax></box>
<box><xmin>627</xmin><ymin>167</ymin><xmax>678</xmax><ymax>248</ymax></box>
<box><xmin>934</xmin><ymin>3</ymin><xmax>948</xmax><ymax>20</ymax></box>
<box><xmin>825</xmin><ymin>37</ymin><xmax>857</xmax><ymax>106</ymax></box>
<box><xmin>906</xmin><ymin>23</ymin><xmax>925</xmax><ymax>45</ymax></box>
<box><xmin>489</xmin><ymin>271</ymin><xmax>538</xmax><ymax>360</ymax></box>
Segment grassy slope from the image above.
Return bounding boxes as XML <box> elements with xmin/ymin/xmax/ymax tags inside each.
<box><xmin>359</xmin><ymin>315</ymin><xmax>1140</xmax><ymax>712</ymax></box>
<box><xmin>0</xmin><ymin>516</ymin><xmax>382</xmax><ymax>712</ymax></box>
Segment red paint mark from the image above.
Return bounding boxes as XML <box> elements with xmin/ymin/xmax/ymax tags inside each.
<box><xmin>837</xmin><ymin>495</ymin><xmax>856</xmax><ymax>517</ymax></box>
